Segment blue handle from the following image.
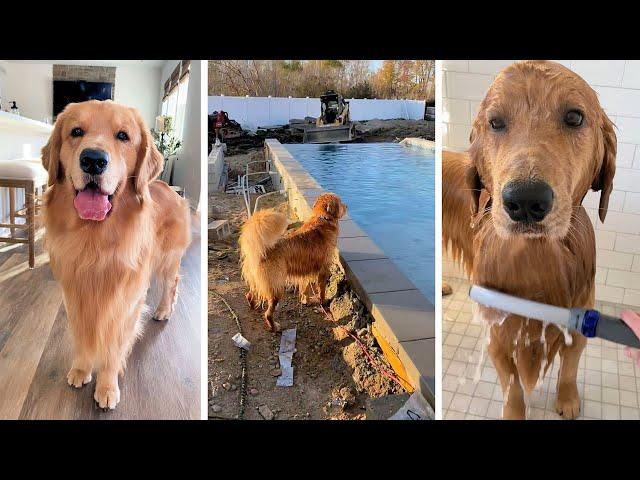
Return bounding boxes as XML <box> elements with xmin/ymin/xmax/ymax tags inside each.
<box><xmin>581</xmin><ymin>310</ymin><xmax>599</xmax><ymax>338</ymax></box>
<box><xmin>582</xmin><ymin>310</ymin><xmax>640</xmax><ymax>349</ymax></box>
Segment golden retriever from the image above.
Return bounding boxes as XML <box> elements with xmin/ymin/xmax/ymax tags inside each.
<box><xmin>41</xmin><ymin>100</ymin><xmax>191</xmax><ymax>410</ymax></box>
<box><xmin>239</xmin><ymin>193</ymin><xmax>346</xmax><ymax>331</ymax></box>
<box><xmin>443</xmin><ymin>61</ymin><xmax>616</xmax><ymax>419</ymax></box>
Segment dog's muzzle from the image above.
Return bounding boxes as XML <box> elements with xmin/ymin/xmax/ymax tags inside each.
<box><xmin>502</xmin><ymin>180</ymin><xmax>554</xmax><ymax>223</ymax></box>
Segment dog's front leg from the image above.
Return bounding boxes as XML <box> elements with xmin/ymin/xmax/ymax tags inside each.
<box><xmin>94</xmin><ymin>355</ymin><xmax>122</xmax><ymax>411</ymax></box>
<box><xmin>489</xmin><ymin>334</ymin><xmax>526</xmax><ymax>419</ymax></box>
<box><xmin>94</xmin><ymin>300</ymin><xmax>144</xmax><ymax>410</ymax></box>
<box><xmin>555</xmin><ymin>332</ymin><xmax>586</xmax><ymax>419</ymax></box>
<box><xmin>64</xmin><ymin>300</ymin><xmax>94</xmax><ymax>389</ymax></box>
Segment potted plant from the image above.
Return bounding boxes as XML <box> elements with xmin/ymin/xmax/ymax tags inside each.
<box><xmin>152</xmin><ymin>115</ymin><xmax>182</xmax><ymax>184</ymax></box>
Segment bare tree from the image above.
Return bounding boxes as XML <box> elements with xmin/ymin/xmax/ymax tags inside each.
<box><xmin>208</xmin><ymin>60</ymin><xmax>434</xmax><ymax>100</ymax></box>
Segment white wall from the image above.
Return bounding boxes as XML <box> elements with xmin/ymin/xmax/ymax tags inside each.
<box><xmin>208</xmin><ymin>95</ymin><xmax>425</xmax><ymax>131</ymax></box>
<box><xmin>114</xmin><ymin>65</ymin><xmax>162</xmax><ymax>127</ymax></box>
<box><xmin>161</xmin><ymin>60</ymin><xmax>201</xmax><ymax>208</ymax></box>
<box><xmin>2</xmin><ymin>63</ymin><xmax>53</xmax><ymax>122</ymax></box>
<box><xmin>0</xmin><ymin>61</ymin><xmax>162</xmax><ymax>126</ymax></box>
<box><xmin>442</xmin><ymin>60</ymin><xmax>640</xmax><ymax>308</ymax></box>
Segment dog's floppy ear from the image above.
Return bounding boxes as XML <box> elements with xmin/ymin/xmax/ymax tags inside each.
<box><xmin>466</xmin><ymin>117</ymin><xmax>486</xmax><ymax>218</ymax></box>
<box><xmin>466</xmin><ymin>163</ymin><xmax>483</xmax><ymax>217</ymax></box>
<box><xmin>41</xmin><ymin>111</ymin><xmax>65</xmax><ymax>186</ymax></box>
<box><xmin>133</xmin><ymin>109</ymin><xmax>164</xmax><ymax>204</ymax></box>
<box><xmin>592</xmin><ymin>113</ymin><xmax>616</xmax><ymax>223</ymax></box>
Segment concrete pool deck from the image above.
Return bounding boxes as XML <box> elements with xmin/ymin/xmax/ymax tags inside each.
<box><xmin>265</xmin><ymin>139</ymin><xmax>435</xmax><ymax>407</ymax></box>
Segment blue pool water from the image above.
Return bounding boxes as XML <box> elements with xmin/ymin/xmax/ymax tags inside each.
<box><xmin>284</xmin><ymin>143</ymin><xmax>434</xmax><ymax>304</ymax></box>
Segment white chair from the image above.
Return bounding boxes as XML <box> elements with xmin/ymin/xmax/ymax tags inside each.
<box><xmin>0</xmin><ymin>158</ymin><xmax>48</xmax><ymax>268</ymax></box>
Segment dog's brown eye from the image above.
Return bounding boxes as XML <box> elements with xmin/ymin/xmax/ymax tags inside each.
<box><xmin>116</xmin><ymin>131</ymin><xmax>129</xmax><ymax>142</ymax></box>
<box><xmin>564</xmin><ymin>110</ymin><xmax>584</xmax><ymax>127</ymax></box>
<box><xmin>489</xmin><ymin>118</ymin><xmax>506</xmax><ymax>131</ymax></box>
<box><xmin>71</xmin><ymin>127</ymin><xmax>84</xmax><ymax>137</ymax></box>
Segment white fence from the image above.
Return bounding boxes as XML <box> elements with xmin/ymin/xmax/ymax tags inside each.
<box><xmin>208</xmin><ymin>95</ymin><xmax>426</xmax><ymax>131</ymax></box>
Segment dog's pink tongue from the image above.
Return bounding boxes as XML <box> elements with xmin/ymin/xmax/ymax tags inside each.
<box><xmin>73</xmin><ymin>189</ymin><xmax>111</xmax><ymax>221</ymax></box>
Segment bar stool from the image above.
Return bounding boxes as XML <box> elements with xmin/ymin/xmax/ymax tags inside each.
<box><xmin>0</xmin><ymin>159</ymin><xmax>48</xmax><ymax>269</ymax></box>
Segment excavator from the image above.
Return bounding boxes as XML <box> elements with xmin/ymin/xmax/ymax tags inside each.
<box><xmin>298</xmin><ymin>90</ymin><xmax>355</xmax><ymax>143</ymax></box>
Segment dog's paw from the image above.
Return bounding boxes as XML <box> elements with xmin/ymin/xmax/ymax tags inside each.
<box><xmin>442</xmin><ymin>282</ymin><xmax>453</xmax><ymax>296</ymax></box>
<box><xmin>67</xmin><ymin>368</ymin><xmax>92</xmax><ymax>388</ymax></box>
<box><xmin>152</xmin><ymin>306</ymin><xmax>172</xmax><ymax>322</ymax></box>
<box><xmin>555</xmin><ymin>383</ymin><xmax>581</xmax><ymax>419</ymax></box>
<box><xmin>265</xmin><ymin>320</ymin><xmax>281</xmax><ymax>332</ymax></box>
<box><xmin>94</xmin><ymin>384</ymin><xmax>121</xmax><ymax>411</ymax></box>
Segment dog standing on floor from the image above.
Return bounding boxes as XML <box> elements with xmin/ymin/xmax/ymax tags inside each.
<box><xmin>443</xmin><ymin>61</ymin><xmax>616</xmax><ymax>419</ymax></box>
<box><xmin>239</xmin><ymin>193</ymin><xmax>346</xmax><ymax>331</ymax></box>
<box><xmin>42</xmin><ymin>100</ymin><xmax>191</xmax><ymax>410</ymax></box>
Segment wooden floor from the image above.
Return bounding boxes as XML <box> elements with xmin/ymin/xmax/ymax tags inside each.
<box><xmin>0</xmin><ymin>231</ymin><xmax>201</xmax><ymax>420</ymax></box>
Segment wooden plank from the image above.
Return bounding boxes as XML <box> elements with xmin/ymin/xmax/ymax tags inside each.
<box><xmin>20</xmin><ymin>237</ymin><xmax>201</xmax><ymax>419</ymax></box>
<box><xmin>0</xmin><ymin>179</ymin><xmax>29</xmax><ymax>188</ymax></box>
<box><xmin>18</xmin><ymin>304</ymin><xmax>95</xmax><ymax>420</ymax></box>
<box><xmin>0</xmin><ymin>237</ymin><xmax>27</xmax><ymax>244</ymax></box>
<box><xmin>372</xmin><ymin>322</ymin><xmax>414</xmax><ymax>393</ymax></box>
<box><xmin>0</xmin><ymin>224</ymin><xmax>28</xmax><ymax>230</ymax></box>
<box><xmin>0</xmin><ymin>254</ymin><xmax>34</xmax><ymax>352</ymax></box>
<box><xmin>0</xmin><ymin>279</ymin><xmax>62</xmax><ymax>419</ymax></box>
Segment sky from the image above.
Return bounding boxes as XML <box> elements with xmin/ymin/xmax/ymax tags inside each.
<box><xmin>369</xmin><ymin>60</ymin><xmax>383</xmax><ymax>72</ymax></box>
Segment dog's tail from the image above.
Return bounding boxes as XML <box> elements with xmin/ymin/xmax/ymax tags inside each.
<box><xmin>239</xmin><ymin>208</ymin><xmax>289</xmax><ymax>298</ymax></box>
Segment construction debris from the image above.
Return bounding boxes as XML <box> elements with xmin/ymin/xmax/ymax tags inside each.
<box><xmin>257</xmin><ymin>404</ymin><xmax>274</xmax><ymax>420</ymax></box>
<box><xmin>388</xmin><ymin>391</ymin><xmax>434</xmax><ymax>420</ymax></box>
<box><xmin>209</xmin><ymin>219</ymin><xmax>231</xmax><ymax>240</ymax></box>
<box><xmin>231</xmin><ymin>333</ymin><xmax>251</xmax><ymax>351</ymax></box>
<box><xmin>276</xmin><ymin>328</ymin><xmax>297</xmax><ymax>387</ymax></box>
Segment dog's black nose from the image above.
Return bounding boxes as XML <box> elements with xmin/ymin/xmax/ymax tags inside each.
<box><xmin>79</xmin><ymin>148</ymin><xmax>109</xmax><ymax>175</ymax></box>
<box><xmin>502</xmin><ymin>180</ymin><xmax>554</xmax><ymax>222</ymax></box>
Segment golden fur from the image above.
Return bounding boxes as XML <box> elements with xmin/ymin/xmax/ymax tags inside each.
<box><xmin>239</xmin><ymin>193</ymin><xmax>346</xmax><ymax>331</ymax></box>
<box><xmin>42</xmin><ymin>100</ymin><xmax>191</xmax><ymax>410</ymax></box>
<box><xmin>443</xmin><ymin>61</ymin><xmax>616</xmax><ymax>419</ymax></box>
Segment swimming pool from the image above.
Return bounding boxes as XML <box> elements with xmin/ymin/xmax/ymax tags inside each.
<box><xmin>284</xmin><ymin>143</ymin><xmax>434</xmax><ymax>303</ymax></box>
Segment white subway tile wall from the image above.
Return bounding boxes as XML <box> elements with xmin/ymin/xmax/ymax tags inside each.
<box><xmin>442</xmin><ymin>60</ymin><xmax>640</xmax><ymax>307</ymax></box>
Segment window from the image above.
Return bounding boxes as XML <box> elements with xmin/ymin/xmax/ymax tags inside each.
<box><xmin>160</xmin><ymin>60</ymin><xmax>190</xmax><ymax>145</ymax></box>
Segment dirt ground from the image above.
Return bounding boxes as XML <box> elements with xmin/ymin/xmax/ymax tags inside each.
<box><xmin>211</xmin><ymin>119</ymin><xmax>435</xmax><ymax>156</ymax></box>
<box><xmin>354</xmin><ymin>119</ymin><xmax>435</xmax><ymax>143</ymax></box>
<box><xmin>209</xmin><ymin>150</ymin><xmax>405</xmax><ymax>420</ymax></box>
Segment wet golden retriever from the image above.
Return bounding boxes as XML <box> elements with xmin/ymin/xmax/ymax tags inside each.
<box><xmin>42</xmin><ymin>100</ymin><xmax>191</xmax><ymax>410</ymax></box>
<box><xmin>443</xmin><ymin>61</ymin><xmax>616</xmax><ymax>419</ymax></box>
<box><xmin>239</xmin><ymin>193</ymin><xmax>346</xmax><ymax>331</ymax></box>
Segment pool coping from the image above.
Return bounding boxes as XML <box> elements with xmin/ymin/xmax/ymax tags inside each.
<box><xmin>265</xmin><ymin>139</ymin><xmax>435</xmax><ymax>408</ymax></box>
